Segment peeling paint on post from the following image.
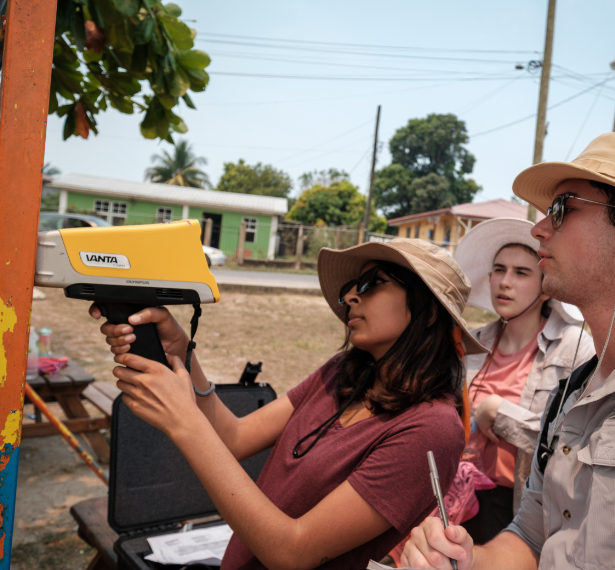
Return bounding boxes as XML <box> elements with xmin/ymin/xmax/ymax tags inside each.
<box><xmin>0</xmin><ymin>0</ymin><xmax>57</xmax><ymax>567</ymax></box>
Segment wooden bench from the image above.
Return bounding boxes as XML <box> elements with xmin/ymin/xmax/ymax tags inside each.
<box><xmin>71</xmin><ymin>496</ymin><xmax>118</xmax><ymax>570</ymax></box>
<box><xmin>23</xmin><ymin>360</ymin><xmax>120</xmax><ymax>463</ymax></box>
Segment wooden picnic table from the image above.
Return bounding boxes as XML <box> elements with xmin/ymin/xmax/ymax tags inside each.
<box><xmin>23</xmin><ymin>359</ymin><xmax>120</xmax><ymax>463</ymax></box>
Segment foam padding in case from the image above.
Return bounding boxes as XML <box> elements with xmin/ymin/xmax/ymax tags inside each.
<box><xmin>108</xmin><ymin>383</ymin><xmax>276</xmax><ymax>534</ymax></box>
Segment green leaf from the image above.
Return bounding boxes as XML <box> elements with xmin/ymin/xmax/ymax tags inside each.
<box><xmin>83</xmin><ymin>49</ymin><xmax>103</xmax><ymax>63</ymax></box>
<box><xmin>110</xmin><ymin>0</ymin><xmax>140</xmax><ymax>17</ymax></box>
<box><xmin>163</xmin><ymin>3</ymin><xmax>182</xmax><ymax>17</ymax></box>
<box><xmin>48</xmin><ymin>90</ymin><xmax>59</xmax><ymax>114</ymax></box>
<box><xmin>63</xmin><ymin>106</ymin><xmax>77</xmax><ymax>140</ymax></box>
<box><xmin>72</xmin><ymin>5</ymin><xmax>86</xmax><ymax>51</ymax></box>
<box><xmin>177</xmin><ymin>50</ymin><xmax>210</xmax><ymax>70</ymax></box>
<box><xmin>176</xmin><ymin>68</ymin><xmax>190</xmax><ymax>96</ymax></box>
<box><xmin>134</xmin><ymin>16</ymin><xmax>155</xmax><ymax>44</ymax></box>
<box><xmin>130</xmin><ymin>44</ymin><xmax>148</xmax><ymax>73</ymax></box>
<box><xmin>91</xmin><ymin>0</ymin><xmax>124</xmax><ymax>25</ymax></box>
<box><xmin>107</xmin><ymin>22</ymin><xmax>133</xmax><ymax>51</ymax></box>
<box><xmin>155</xmin><ymin>115</ymin><xmax>170</xmax><ymax>139</ymax></box>
<box><xmin>140</xmin><ymin>121</ymin><xmax>158</xmax><ymax>139</ymax></box>
<box><xmin>158</xmin><ymin>13</ymin><xmax>192</xmax><ymax>49</ymax></box>
<box><xmin>98</xmin><ymin>94</ymin><xmax>108</xmax><ymax>111</ymax></box>
<box><xmin>57</xmin><ymin>104</ymin><xmax>74</xmax><ymax>118</ymax></box>
<box><xmin>156</xmin><ymin>93</ymin><xmax>177</xmax><ymax>110</ymax></box>
<box><xmin>149</xmin><ymin>27</ymin><xmax>167</xmax><ymax>56</ymax></box>
<box><xmin>87</xmin><ymin>0</ymin><xmax>105</xmax><ymax>28</ymax></box>
<box><xmin>170</xmin><ymin>118</ymin><xmax>187</xmax><ymax>133</ymax></box>
<box><xmin>182</xmin><ymin>92</ymin><xmax>195</xmax><ymax>109</ymax></box>
<box><xmin>55</xmin><ymin>0</ymin><xmax>73</xmax><ymax>35</ymax></box>
<box><xmin>108</xmin><ymin>93</ymin><xmax>134</xmax><ymax>114</ymax></box>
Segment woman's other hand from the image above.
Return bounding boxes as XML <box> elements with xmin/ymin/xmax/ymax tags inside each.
<box><xmin>113</xmin><ymin>352</ymin><xmax>199</xmax><ymax>438</ymax></box>
<box><xmin>474</xmin><ymin>394</ymin><xmax>503</xmax><ymax>443</ymax></box>
<box><xmin>400</xmin><ymin>517</ymin><xmax>473</xmax><ymax>570</ymax></box>
<box><xmin>89</xmin><ymin>304</ymin><xmax>190</xmax><ymax>359</ymax></box>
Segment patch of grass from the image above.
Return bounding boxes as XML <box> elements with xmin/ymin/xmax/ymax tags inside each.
<box><xmin>11</xmin><ymin>531</ymin><xmax>95</xmax><ymax>570</ymax></box>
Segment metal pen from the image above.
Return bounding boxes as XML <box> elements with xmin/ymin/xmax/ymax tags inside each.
<box><xmin>427</xmin><ymin>451</ymin><xmax>458</xmax><ymax>570</ymax></box>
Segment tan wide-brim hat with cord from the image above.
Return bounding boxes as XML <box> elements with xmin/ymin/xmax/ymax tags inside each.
<box><xmin>513</xmin><ymin>132</ymin><xmax>615</xmax><ymax>213</ymax></box>
<box><xmin>454</xmin><ymin>217</ymin><xmax>584</xmax><ymax>325</ymax></box>
<box><xmin>318</xmin><ymin>238</ymin><xmax>489</xmax><ymax>355</ymax></box>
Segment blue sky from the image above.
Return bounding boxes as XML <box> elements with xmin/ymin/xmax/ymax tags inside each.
<box><xmin>44</xmin><ymin>0</ymin><xmax>615</xmax><ymax>204</ymax></box>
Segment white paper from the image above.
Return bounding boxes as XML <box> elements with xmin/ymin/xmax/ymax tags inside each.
<box><xmin>146</xmin><ymin>524</ymin><xmax>233</xmax><ymax>565</ymax></box>
<box><xmin>367</xmin><ymin>560</ymin><xmax>421</xmax><ymax>570</ymax></box>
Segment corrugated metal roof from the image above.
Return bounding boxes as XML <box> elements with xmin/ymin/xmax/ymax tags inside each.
<box><xmin>49</xmin><ymin>173</ymin><xmax>288</xmax><ymax>216</ymax></box>
<box><xmin>388</xmin><ymin>198</ymin><xmax>544</xmax><ymax>225</ymax></box>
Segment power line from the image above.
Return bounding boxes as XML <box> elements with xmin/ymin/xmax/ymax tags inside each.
<box><xmin>208</xmin><ymin>70</ymin><xmax>596</xmax><ymax>82</ymax></box>
<box><xmin>276</xmin><ymin>120</ymin><xmax>375</xmax><ymax>164</ymax></box>
<box><xmin>455</xmin><ymin>78</ymin><xmax>521</xmax><ymax>115</ymax></box>
<box><xmin>197</xmin><ymin>38</ymin><xmax>525</xmax><ymax>65</ymax></box>
<box><xmin>208</xmin><ymin>50</ymin><xmax>522</xmax><ymax>76</ymax></box>
<box><xmin>199</xmin><ymin>32</ymin><xmax>541</xmax><ymax>55</ymax></box>
<box><xmin>471</xmin><ymin>77</ymin><xmax>614</xmax><ymax>138</ymax></box>
<box><xmin>564</xmin><ymin>80</ymin><xmax>608</xmax><ymax>160</ymax></box>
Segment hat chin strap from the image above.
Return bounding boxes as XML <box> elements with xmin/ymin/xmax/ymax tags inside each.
<box><xmin>472</xmin><ymin>292</ymin><xmax>544</xmax><ymax>404</ymax></box>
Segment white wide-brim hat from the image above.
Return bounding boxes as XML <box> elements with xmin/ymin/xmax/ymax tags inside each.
<box><xmin>454</xmin><ymin>217</ymin><xmax>583</xmax><ymax>324</ymax></box>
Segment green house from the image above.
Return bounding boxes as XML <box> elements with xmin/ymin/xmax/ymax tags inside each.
<box><xmin>49</xmin><ymin>174</ymin><xmax>288</xmax><ymax>259</ymax></box>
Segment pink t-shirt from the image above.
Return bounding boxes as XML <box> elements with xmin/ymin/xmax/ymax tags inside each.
<box><xmin>468</xmin><ymin>328</ymin><xmax>542</xmax><ymax>487</ymax></box>
<box><xmin>221</xmin><ymin>354</ymin><xmax>465</xmax><ymax>570</ymax></box>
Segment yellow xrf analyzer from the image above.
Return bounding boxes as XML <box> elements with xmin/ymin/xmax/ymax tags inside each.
<box><xmin>34</xmin><ymin>219</ymin><xmax>220</xmax><ymax>367</ymax></box>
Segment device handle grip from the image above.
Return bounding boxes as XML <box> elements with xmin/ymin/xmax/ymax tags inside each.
<box><xmin>99</xmin><ymin>303</ymin><xmax>171</xmax><ymax>369</ymax></box>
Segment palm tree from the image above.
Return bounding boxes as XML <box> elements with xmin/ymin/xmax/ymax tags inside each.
<box><xmin>43</xmin><ymin>162</ymin><xmax>61</xmax><ymax>176</ymax></box>
<box><xmin>145</xmin><ymin>140</ymin><xmax>211</xmax><ymax>188</ymax></box>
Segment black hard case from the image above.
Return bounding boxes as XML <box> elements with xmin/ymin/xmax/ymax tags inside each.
<box><xmin>108</xmin><ymin>381</ymin><xmax>277</xmax><ymax>570</ymax></box>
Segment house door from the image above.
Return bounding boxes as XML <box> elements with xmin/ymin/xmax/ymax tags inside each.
<box><xmin>201</xmin><ymin>213</ymin><xmax>222</xmax><ymax>249</ymax></box>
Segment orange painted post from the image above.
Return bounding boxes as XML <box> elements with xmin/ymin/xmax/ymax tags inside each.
<box><xmin>0</xmin><ymin>0</ymin><xmax>58</xmax><ymax>566</ymax></box>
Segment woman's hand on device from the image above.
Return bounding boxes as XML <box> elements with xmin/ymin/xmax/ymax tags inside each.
<box><xmin>89</xmin><ymin>304</ymin><xmax>189</xmax><ymax>358</ymax></box>
<box><xmin>400</xmin><ymin>517</ymin><xmax>473</xmax><ymax>570</ymax></box>
<box><xmin>474</xmin><ymin>394</ymin><xmax>502</xmax><ymax>443</ymax></box>
<box><xmin>113</xmin><ymin>352</ymin><xmax>198</xmax><ymax>436</ymax></box>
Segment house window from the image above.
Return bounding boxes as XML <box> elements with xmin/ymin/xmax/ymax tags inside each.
<box><xmin>243</xmin><ymin>217</ymin><xmax>257</xmax><ymax>243</ymax></box>
<box><xmin>427</xmin><ymin>228</ymin><xmax>434</xmax><ymax>241</ymax></box>
<box><xmin>94</xmin><ymin>200</ymin><xmax>110</xmax><ymax>217</ymax></box>
<box><xmin>405</xmin><ymin>227</ymin><xmax>411</xmax><ymax>238</ymax></box>
<box><xmin>414</xmin><ymin>224</ymin><xmax>420</xmax><ymax>238</ymax></box>
<box><xmin>94</xmin><ymin>200</ymin><xmax>127</xmax><ymax>225</ymax></box>
<box><xmin>444</xmin><ymin>226</ymin><xmax>451</xmax><ymax>244</ymax></box>
<box><xmin>156</xmin><ymin>207</ymin><xmax>173</xmax><ymax>223</ymax></box>
<box><xmin>111</xmin><ymin>202</ymin><xmax>127</xmax><ymax>226</ymax></box>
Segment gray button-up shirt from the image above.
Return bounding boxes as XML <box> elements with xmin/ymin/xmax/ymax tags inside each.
<box><xmin>507</xmin><ymin>357</ymin><xmax>615</xmax><ymax>569</ymax></box>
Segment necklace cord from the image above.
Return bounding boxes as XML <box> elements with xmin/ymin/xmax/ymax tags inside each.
<box><xmin>471</xmin><ymin>292</ymin><xmax>544</xmax><ymax>404</ymax></box>
<box><xmin>548</xmin><ymin>304</ymin><xmax>615</xmax><ymax>448</ymax></box>
<box><xmin>292</xmin><ymin>362</ymin><xmax>375</xmax><ymax>459</ymax></box>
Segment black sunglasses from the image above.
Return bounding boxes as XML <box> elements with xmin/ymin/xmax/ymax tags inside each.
<box><xmin>338</xmin><ymin>265</ymin><xmax>406</xmax><ymax>306</ymax></box>
<box><xmin>547</xmin><ymin>193</ymin><xmax>615</xmax><ymax>229</ymax></box>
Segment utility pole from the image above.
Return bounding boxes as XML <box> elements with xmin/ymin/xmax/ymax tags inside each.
<box><xmin>363</xmin><ymin>105</ymin><xmax>381</xmax><ymax>242</ymax></box>
<box><xmin>0</xmin><ymin>1</ymin><xmax>57</xmax><ymax>567</ymax></box>
<box><xmin>611</xmin><ymin>60</ymin><xmax>615</xmax><ymax>131</ymax></box>
<box><xmin>529</xmin><ymin>0</ymin><xmax>556</xmax><ymax>222</ymax></box>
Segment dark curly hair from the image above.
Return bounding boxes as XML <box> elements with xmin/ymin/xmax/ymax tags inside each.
<box><xmin>590</xmin><ymin>180</ymin><xmax>615</xmax><ymax>225</ymax></box>
<box><xmin>335</xmin><ymin>260</ymin><xmax>464</xmax><ymax>416</ymax></box>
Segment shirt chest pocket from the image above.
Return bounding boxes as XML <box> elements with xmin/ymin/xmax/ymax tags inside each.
<box><xmin>572</xmin><ymin>419</ymin><xmax>615</xmax><ymax>570</ymax></box>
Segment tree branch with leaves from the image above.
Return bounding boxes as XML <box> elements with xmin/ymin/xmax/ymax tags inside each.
<box><xmin>22</xmin><ymin>0</ymin><xmax>211</xmax><ymax>143</ymax></box>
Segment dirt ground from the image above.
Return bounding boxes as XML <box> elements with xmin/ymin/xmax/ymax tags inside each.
<box><xmin>12</xmin><ymin>288</ymin><xmax>494</xmax><ymax>567</ymax></box>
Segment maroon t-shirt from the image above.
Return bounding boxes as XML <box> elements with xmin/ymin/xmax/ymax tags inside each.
<box><xmin>221</xmin><ymin>354</ymin><xmax>465</xmax><ymax>570</ymax></box>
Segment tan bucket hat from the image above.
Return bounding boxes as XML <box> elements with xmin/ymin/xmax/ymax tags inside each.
<box><xmin>513</xmin><ymin>132</ymin><xmax>615</xmax><ymax>213</ymax></box>
<box><xmin>318</xmin><ymin>238</ymin><xmax>488</xmax><ymax>354</ymax></box>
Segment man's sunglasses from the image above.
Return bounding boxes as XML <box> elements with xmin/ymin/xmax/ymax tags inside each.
<box><xmin>338</xmin><ymin>265</ymin><xmax>406</xmax><ymax>306</ymax></box>
<box><xmin>547</xmin><ymin>193</ymin><xmax>615</xmax><ymax>229</ymax></box>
